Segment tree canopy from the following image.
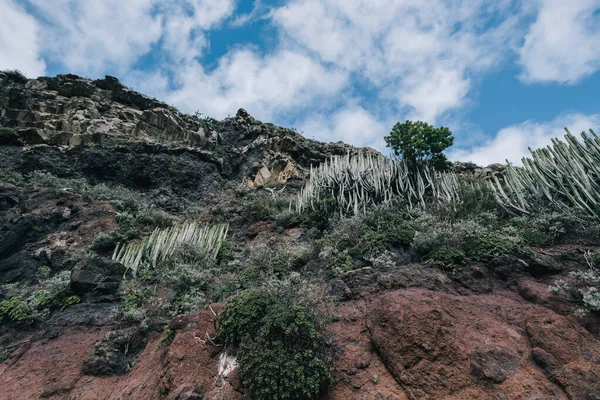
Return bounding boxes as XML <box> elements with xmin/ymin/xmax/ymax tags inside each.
<box><xmin>384</xmin><ymin>120</ymin><xmax>454</xmax><ymax>170</ymax></box>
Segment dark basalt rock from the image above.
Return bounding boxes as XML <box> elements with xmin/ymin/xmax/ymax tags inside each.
<box><xmin>70</xmin><ymin>257</ymin><xmax>126</xmax><ymax>297</ymax></box>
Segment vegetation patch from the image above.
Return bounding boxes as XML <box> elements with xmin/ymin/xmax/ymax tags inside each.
<box><xmin>218</xmin><ymin>284</ymin><xmax>332</xmax><ymax>400</ymax></box>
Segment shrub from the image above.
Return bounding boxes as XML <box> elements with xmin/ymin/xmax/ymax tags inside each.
<box><xmin>158</xmin><ymin>243</ymin><xmax>215</xmax><ymax>294</ymax></box>
<box><xmin>412</xmin><ymin>216</ymin><xmax>486</xmax><ymax>257</ymax></box>
<box><xmin>0</xmin><ymin>126</ymin><xmax>16</xmax><ymax>135</ymax></box>
<box><xmin>468</xmin><ymin>232</ymin><xmax>525</xmax><ymax>262</ymax></box>
<box><xmin>218</xmin><ymin>288</ymin><xmax>275</xmax><ymax>345</ymax></box>
<box><xmin>29</xmin><ymin>171</ymin><xmax>88</xmax><ymax>193</ymax></box>
<box><xmin>549</xmin><ymin>250</ymin><xmax>600</xmax><ymax>315</ymax></box>
<box><xmin>156</xmin><ymin>326</ymin><xmax>175</xmax><ymax>349</ymax></box>
<box><xmin>84</xmin><ymin>183</ymin><xmax>146</xmax><ymax>212</ymax></box>
<box><xmin>429</xmin><ymin>246</ymin><xmax>466</xmax><ymax>266</ymax></box>
<box><xmin>0</xmin><ymin>170</ymin><xmax>24</xmax><ymax>185</ymax></box>
<box><xmin>170</xmin><ymin>287</ymin><xmax>207</xmax><ymax>316</ymax></box>
<box><xmin>248</xmin><ymin>244</ymin><xmax>310</xmax><ymax>279</ymax></box>
<box><xmin>218</xmin><ymin>285</ymin><xmax>332</xmax><ymax>400</ymax></box>
<box><xmin>0</xmin><ymin>298</ymin><xmax>31</xmax><ymax>322</ymax></box>
<box><xmin>134</xmin><ymin>210</ymin><xmax>179</xmax><ymax>229</ymax></box>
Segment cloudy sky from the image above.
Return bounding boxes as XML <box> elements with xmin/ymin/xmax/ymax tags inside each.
<box><xmin>2</xmin><ymin>0</ymin><xmax>600</xmax><ymax>165</ymax></box>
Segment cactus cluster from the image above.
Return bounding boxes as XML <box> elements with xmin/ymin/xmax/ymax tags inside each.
<box><xmin>113</xmin><ymin>221</ymin><xmax>229</xmax><ymax>277</ymax></box>
<box><xmin>294</xmin><ymin>153</ymin><xmax>463</xmax><ymax>215</ymax></box>
<box><xmin>492</xmin><ymin>129</ymin><xmax>600</xmax><ymax>218</ymax></box>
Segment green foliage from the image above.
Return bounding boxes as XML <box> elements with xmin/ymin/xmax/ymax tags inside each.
<box><xmin>324</xmin><ymin>208</ymin><xmax>415</xmax><ymax>260</ymax></box>
<box><xmin>123</xmin><ymin>290</ymin><xmax>149</xmax><ymax>310</ymax></box>
<box><xmin>0</xmin><ymin>271</ymin><xmax>78</xmax><ymax>323</ymax></box>
<box><xmin>218</xmin><ymin>288</ymin><xmax>275</xmax><ymax>345</ymax></box>
<box><xmin>549</xmin><ymin>251</ymin><xmax>600</xmax><ymax>315</ymax></box>
<box><xmin>0</xmin><ymin>298</ymin><xmax>31</xmax><ymax>322</ymax></box>
<box><xmin>84</xmin><ymin>183</ymin><xmax>146</xmax><ymax>212</ymax></box>
<box><xmin>0</xmin><ymin>347</ymin><xmax>15</xmax><ymax>363</ymax></box>
<box><xmin>385</xmin><ymin>120</ymin><xmax>454</xmax><ymax>170</ymax></box>
<box><xmin>134</xmin><ymin>210</ymin><xmax>179</xmax><ymax>229</ymax></box>
<box><xmin>237</xmin><ymin>304</ymin><xmax>332</xmax><ymax>400</ymax></box>
<box><xmin>250</xmin><ymin>245</ymin><xmax>310</xmax><ymax>279</ymax></box>
<box><xmin>518</xmin><ymin>228</ymin><xmax>548</xmax><ymax>245</ymax></box>
<box><xmin>429</xmin><ymin>246</ymin><xmax>466</xmax><ymax>266</ymax></box>
<box><xmin>29</xmin><ymin>171</ymin><xmax>88</xmax><ymax>193</ymax></box>
<box><xmin>0</xmin><ymin>170</ymin><xmax>24</xmax><ymax>185</ymax></box>
<box><xmin>468</xmin><ymin>233</ymin><xmax>525</xmax><ymax>262</ymax></box>
<box><xmin>158</xmin><ymin>243</ymin><xmax>215</xmax><ymax>293</ymax></box>
<box><xmin>0</xmin><ymin>126</ymin><xmax>16</xmax><ymax>135</ymax></box>
<box><xmin>156</xmin><ymin>326</ymin><xmax>175</xmax><ymax>349</ymax></box>
<box><xmin>210</xmin><ymin>279</ymin><xmax>240</xmax><ymax>302</ymax></box>
<box><xmin>218</xmin><ymin>286</ymin><xmax>331</xmax><ymax>400</ymax></box>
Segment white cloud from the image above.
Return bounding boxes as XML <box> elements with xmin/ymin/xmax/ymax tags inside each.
<box><xmin>299</xmin><ymin>105</ymin><xmax>390</xmax><ymax>152</ymax></box>
<box><xmin>25</xmin><ymin>0</ymin><xmax>236</xmax><ymax>76</ymax></box>
<box><xmin>519</xmin><ymin>0</ymin><xmax>600</xmax><ymax>84</ymax></box>
<box><xmin>0</xmin><ymin>0</ymin><xmax>45</xmax><ymax>77</ymax></box>
<box><xmin>162</xmin><ymin>49</ymin><xmax>347</xmax><ymax>120</ymax></box>
<box><xmin>272</xmin><ymin>0</ymin><xmax>525</xmax><ymax>124</ymax></box>
<box><xmin>449</xmin><ymin>113</ymin><xmax>600</xmax><ymax>166</ymax></box>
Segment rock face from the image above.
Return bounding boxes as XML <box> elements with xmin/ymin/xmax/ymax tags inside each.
<box><xmin>70</xmin><ymin>257</ymin><xmax>126</xmax><ymax>299</ymax></box>
<box><xmin>1</xmin><ymin>72</ymin><xmax>600</xmax><ymax>400</ymax></box>
<box><xmin>0</xmin><ymin>72</ymin><xmax>373</xmax><ymax>187</ymax></box>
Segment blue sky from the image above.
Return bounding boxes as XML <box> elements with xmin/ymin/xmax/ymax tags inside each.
<box><xmin>2</xmin><ymin>0</ymin><xmax>600</xmax><ymax>166</ymax></box>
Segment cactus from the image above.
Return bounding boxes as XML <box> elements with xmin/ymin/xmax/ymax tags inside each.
<box><xmin>294</xmin><ymin>153</ymin><xmax>463</xmax><ymax>215</ymax></box>
<box><xmin>492</xmin><ymin>129</ymin><xmax>600</xmax><ymax>218</ymax></box>
<box><xmin>113</xmin><ymin>221</ymin><xmax>229</xmax><ymax>278</ymax></box>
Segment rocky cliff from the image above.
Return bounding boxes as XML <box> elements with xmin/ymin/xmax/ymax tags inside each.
<box><xmin>0</xmin><ymin>72</ymin><xmax>599</xmax><ymax>400</ymax></box>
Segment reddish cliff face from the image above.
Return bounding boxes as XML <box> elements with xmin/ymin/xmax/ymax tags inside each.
<box><xmin>3</xmin><ymin>264</ymin><xmax>600</xmax><ymax>400</ymax></box>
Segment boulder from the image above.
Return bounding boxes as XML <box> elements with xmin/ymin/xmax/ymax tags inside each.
<box><xmin>81</xmin><ymin>327</ymin><xmax>143</xmax><ymax>376</ymax></box>
<box><xmin>70</xmin><ymin>257</ymin><xmax>126</xmax><ymax>296</ymax></box>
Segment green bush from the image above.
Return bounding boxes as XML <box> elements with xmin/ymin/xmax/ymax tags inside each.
<box><xmin>156</xmin><ymin>326</ymin><xmax>175</xmax><ymax>349</ymax></box>
<box><xmin>549</xmin><ymin>251</ymin><xmax>600</xmax><ymax>315</ymax></box>
<box><xmin>134</xmin><ymin>210</ymin><xmax>179</xmax><ymax>229</ymax></box>
<box><xmin>218</xmin><ymin>286</ymin><xmax>332</xmax><ymax>400</ymax></box>
<box><xmin>468</xmin><ymin>233</ymin><xmax>524</xmax><ymax>262</ymax></box>
<box><xmin>429</xmin><ymin>246</ymin><xmax>466</xmax><ymax>266</ymax></box>
<box><xmin>0</xmin><ymin>298</ymin><xmax>31</xmax><ymax>322</ymax></box>
<box><xmin>218</xmin><ymin>288</ymin><xmax>275</xmax><ymax>345</ymax></box>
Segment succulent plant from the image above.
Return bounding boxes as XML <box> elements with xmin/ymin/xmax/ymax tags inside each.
<box><xmin>294</xmin><ymin>153</ymin><xmax>463</xmax><ymax>215</ymax></box>
<box><xmin>492</xmin><ymin>129</ymin><xmax>600</xmax><ymax>218</ymax></box>
<box><xmin>113</xmin><ymin>221</ymin><xmax>228</xmax><ymax>278</ymax></box>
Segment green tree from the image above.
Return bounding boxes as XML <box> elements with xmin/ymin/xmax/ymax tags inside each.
<box><xmin>384</xmin><ymin>120</ymin><xmax>454</xmax><ymax>170</ymax></box>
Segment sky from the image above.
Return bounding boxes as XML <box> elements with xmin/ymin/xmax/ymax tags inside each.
<box><xmin>1</xmin><ymin>0</ymin><xmax>600</xmax><ymax>166</ymax></box>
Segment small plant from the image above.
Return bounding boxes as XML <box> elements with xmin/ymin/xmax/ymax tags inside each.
<box><xmin>156</xmin><ymin>326</ymin><xmax>175</xmax><ymax>349</ymax></box>
<box><xmin>0</xmin><ymin>298</ymin><xmax>31</xmax><ymax>322</ymax></box>
<box><xmin>218</xmin><ymin>284</ymin><xmax>332</xmax><ymax>400</ymax></box>
<box><xmin>0</xmin><ymin>347</ymin><xmax>15</xmax><ymax>363</ymax></box>
<box><xmin>0</xmin><ymin>126</ymin><xmax>16</xmax><ymax>135</ymax></box>
<box><xmin>549</xmin><ymin>250</ymin><xmax>600</xmax><ymax>315</ymax></box>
